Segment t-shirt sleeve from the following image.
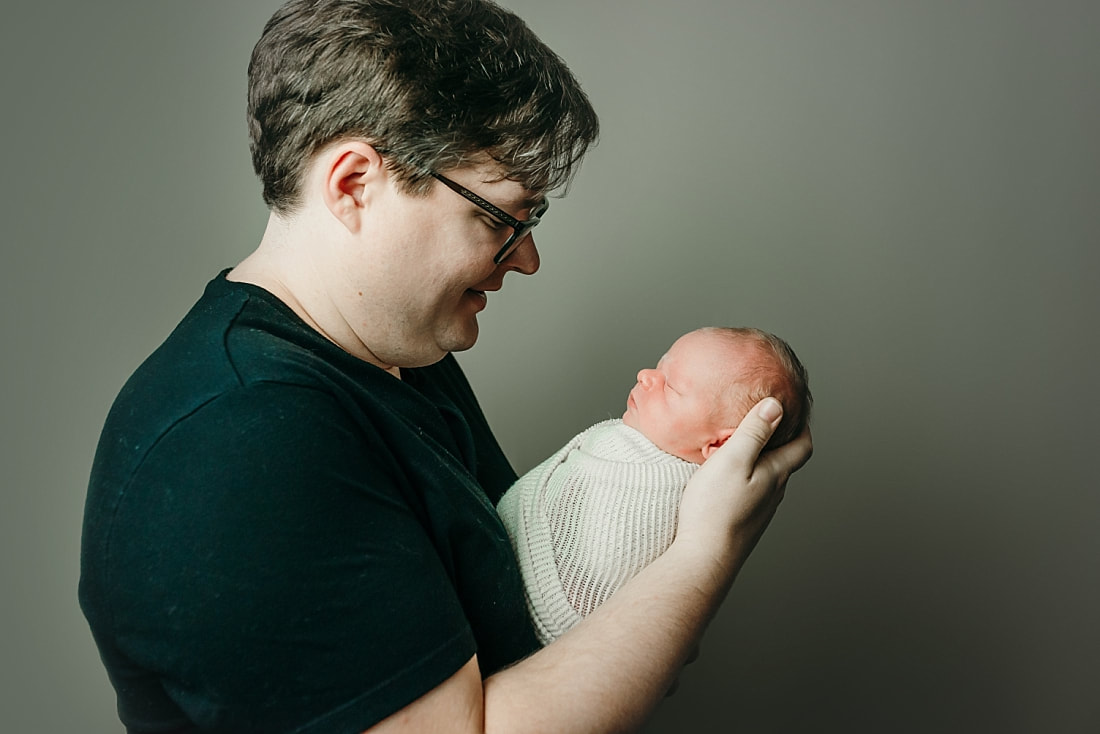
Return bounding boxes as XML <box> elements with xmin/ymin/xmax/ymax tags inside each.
<box><xmin>106</xmin><ymin>381</ymin><xmax>476</xmax><ymax>733</ymax></box>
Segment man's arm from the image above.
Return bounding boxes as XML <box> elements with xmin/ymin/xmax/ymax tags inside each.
<box><xmin>365</xmin><ymin>397</ymin><xmax>812</xmax><ymax>734</ymax></box>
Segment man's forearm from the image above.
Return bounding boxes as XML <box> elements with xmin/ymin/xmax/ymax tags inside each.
<box><xmin>483</xmin><ymin>540</ymin><xmax>739</xmax><ymax>734</ymax></box>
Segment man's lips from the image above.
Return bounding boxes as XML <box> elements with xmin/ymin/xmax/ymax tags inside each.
<box><xmin>468</xmin><ymin>283</ymin><xmax>501</xmax><ymax>298</ymax></box>
<box><xmin>466</xmin><ymin>289</ymin><xmax>488</xmax><ymax>309</ymax></box>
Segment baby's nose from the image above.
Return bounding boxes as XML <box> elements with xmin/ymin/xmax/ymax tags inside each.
<box><xmin>637</xmin><ymin>368</ymin><xmax>661</xmax><ymax>388</ymax></box>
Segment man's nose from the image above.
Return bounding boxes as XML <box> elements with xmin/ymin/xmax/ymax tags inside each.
<box><xmin>505</xmin><ymin>234</ymin><xmax>540</xmax><ymax>275</ymax></box>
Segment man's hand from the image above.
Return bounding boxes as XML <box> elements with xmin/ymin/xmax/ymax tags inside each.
<box><xmin>675</xmin><ymin>397</ymin><xmax>813</xmax><ymax>572</ymax></box>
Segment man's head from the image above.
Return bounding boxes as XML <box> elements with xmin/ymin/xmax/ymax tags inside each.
<box><xmin>248</xmin><ymin>0</ymin><xmax>599</xmax><ymax>213</ymax></box>
<box><xmin>237</xmin><ymin>0</ymin><xmax>600</xmax><ymax>371</ymax></box>
<box><xmin>621</xmin><ymin>327</ymin><xmax>812</xmax><ymax>464</ymax></box>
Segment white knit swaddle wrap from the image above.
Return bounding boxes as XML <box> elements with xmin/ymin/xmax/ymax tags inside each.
<box><xmin>496</xmin><ymin>419</ymin><xmax>697</xmax><ymax>645</ymax></box>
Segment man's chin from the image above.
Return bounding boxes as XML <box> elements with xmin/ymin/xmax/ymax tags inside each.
<box><xmin>440</xmin><ymin>320</ymin><xmax>479</xmax><ymax>354</ymax></box>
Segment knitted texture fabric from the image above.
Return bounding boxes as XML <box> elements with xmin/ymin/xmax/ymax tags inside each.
<box><xmin>497</xmin><ymin>419</ymin><xmax>698</xmax><ymax>645</ymax></box>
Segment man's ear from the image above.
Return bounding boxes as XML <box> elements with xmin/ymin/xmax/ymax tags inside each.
<box><xmin>700</xmin><ymin>428</ymin><xmax>736</xmax><ymax>461</ymax></box>
<box><xmin>319</xmin><ymin>141</ymin><xmax>387</xmax><ymax>234</ymax></box>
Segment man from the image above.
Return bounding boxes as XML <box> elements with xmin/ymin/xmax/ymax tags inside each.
<box><xmin>80</xmin><ymin>2</ymin><xmax>811</xmax><ymax>732</ymax></box>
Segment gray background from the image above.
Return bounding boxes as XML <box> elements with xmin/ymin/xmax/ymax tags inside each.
<box><xmin>2</xmin><ymin>1</ymin><xmax>1097</xmax><ymax>732</ymax></box>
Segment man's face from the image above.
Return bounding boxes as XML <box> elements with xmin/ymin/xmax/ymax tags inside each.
<box><xmin>622</xmin><ymin>330</ymin><xmax>750</xmax><ymax>463</ymax></box>
<box><xmin>336</xmin><ymin>161</ymin><xmax>543</xmax><ymax>368</ymax></box>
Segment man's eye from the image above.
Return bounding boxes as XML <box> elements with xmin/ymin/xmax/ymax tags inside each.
<box><xmin>483</xmin><ymin>216</ymin><xmax>507</xmax><ymax>231</ymax></box>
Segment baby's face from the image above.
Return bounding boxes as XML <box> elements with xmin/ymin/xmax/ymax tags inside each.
<box><xmin>622</xmin><ymin>330</ymin><xmax>752</xmax><ymax>464</ymax></box>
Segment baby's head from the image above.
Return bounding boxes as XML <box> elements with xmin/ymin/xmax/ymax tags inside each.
<box><xmin>621</xmin><ymin>327</ymin><xmax>811</xmax><ymax>464</ymax></box>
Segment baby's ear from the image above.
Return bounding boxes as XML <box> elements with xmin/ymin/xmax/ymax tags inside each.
<box><xmin>700</xmin><ymin>428</ymin><xmax>737</xmax><ymax>461</ymax></box>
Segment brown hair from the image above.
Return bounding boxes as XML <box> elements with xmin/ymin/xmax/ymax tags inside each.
<box><xmin>248</xmin><ymin>0</ymin><xmax>600</xmax><ymax>212</ymax></box>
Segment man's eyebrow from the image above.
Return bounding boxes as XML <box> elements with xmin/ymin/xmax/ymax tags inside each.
<box><xmin>501</xmin><ymin>193</ymin><xmax>546</xmax><ymax>213</ymax></box>
<box><xmin>502</xmin><ymin>201</ymin><xmax>539</xmax><ymax>218</ymax></box>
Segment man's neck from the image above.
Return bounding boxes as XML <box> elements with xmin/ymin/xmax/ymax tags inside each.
<box><xmin>228</xmin><ymin>212</ymin><xmax>402</xmax><ymax>378</ymax></box>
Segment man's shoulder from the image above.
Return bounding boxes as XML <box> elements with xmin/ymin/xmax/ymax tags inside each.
<box><xmin>93</xmin><ymin>276</ymin><xmax>337</xmax><ymax>481</ymax></box>
<box><xmin>110</xmin><ymin>276</ymin><xmax>294</xmax><ymax>425</ymax></box>
<box><xmin>111</xmin><ymin>272</ymin><xmax>382</xmax><ymax>428</ymax></box>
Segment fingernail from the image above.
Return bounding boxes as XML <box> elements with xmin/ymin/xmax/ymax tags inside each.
<box><xmin>759</xmin><ymin>397</ymin><xmax>782</xmax><ymax>422</ymax></box>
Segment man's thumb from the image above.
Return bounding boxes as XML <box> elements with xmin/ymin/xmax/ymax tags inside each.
<box><xmin>722</xmin><ymin>397</ymin><xmax>783</xmax><ymax>471</ymax></box>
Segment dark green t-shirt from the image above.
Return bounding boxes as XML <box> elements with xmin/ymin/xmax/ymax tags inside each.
<box><xmin>79</xmin><ymin>272</ymin><xmax>539</xmax><ymax>733</ymax></box>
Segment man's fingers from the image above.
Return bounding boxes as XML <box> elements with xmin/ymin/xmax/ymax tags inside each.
<box><xmin>761</xmin><ymin>424</ymin><xmax>814</xmax><ymax>478</ymax></box>
<box><xmin>712</xmin><ymin>397</ymin><xmax>784</xmax><ymax>476</ymax></box>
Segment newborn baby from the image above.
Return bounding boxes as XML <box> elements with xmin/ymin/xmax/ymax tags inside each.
<box><xmin>496</xmin><ymin>326</ymin><xmax>812</xmax><ymax>645</ymax></box>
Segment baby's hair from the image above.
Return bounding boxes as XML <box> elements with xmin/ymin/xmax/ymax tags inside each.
<box><xmin>699</xmin><ymin>326</ymin><xmax>812</xmax><ymax>451</ymax></box>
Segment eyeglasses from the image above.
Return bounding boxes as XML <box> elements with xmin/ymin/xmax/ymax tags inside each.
<box><xmin>431</xmin><ymin>172</ymin><xmax>549</xmax><ymax>265</ymax></box>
